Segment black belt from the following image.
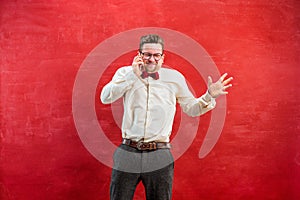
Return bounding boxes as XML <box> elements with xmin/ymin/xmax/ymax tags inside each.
<box><xmin>122</xmin><ymin>138</ymin><xmax>171</xmax><ymax>151</ymax></box>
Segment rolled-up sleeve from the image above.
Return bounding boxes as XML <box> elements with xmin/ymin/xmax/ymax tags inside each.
<box><xmin>197</xmin><ymin>91</ymin><xmax>216</xmax><ymax>114</ymax></box>
<box><xmin>176</xmin><ymin>72</ymin><xmax>216</xmax><ymax>116</ymax></box>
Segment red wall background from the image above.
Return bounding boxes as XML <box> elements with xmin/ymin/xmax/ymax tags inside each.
<box><xmin>1</xmin><ymin>0</ymin><xmax>300</xmax><ymax>199</ymax></box>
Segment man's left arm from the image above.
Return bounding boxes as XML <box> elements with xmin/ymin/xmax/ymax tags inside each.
<box><xmin>198</xmin><ymin>73</ymin><xmax>233</xmax><ymax>113</ymax></box>
<box><xmin>177</xmin><ymin>73</ymin><xmax>233</xmax><ymax>116</ymax></box>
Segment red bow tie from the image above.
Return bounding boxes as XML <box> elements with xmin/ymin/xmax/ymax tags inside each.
<box><xmin>141</xmin><ymin>71</ymin><xmax>159</xmax><ymax>80</ymax></box>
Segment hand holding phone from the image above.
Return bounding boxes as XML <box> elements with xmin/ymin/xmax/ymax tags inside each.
<box><xmin>132</xmin><ymin>52</ymin><xmax>145</xmax><ymax>77</ymax></box>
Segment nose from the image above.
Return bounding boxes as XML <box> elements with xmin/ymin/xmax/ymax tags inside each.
<box><xmin>148</xmin><ymin>55</ymin><xmax>156</xmax><ymax>62</ymax></box>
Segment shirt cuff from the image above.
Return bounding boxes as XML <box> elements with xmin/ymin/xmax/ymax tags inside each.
<box><xmin>198</xmin><ymin>90</ymin><xmax>216</xmax><ymax>108</ymax></box>
<box><xmin>202</xmin><ymin>90</ymin><xmax>215</xmax><ymax>102</ymax></box>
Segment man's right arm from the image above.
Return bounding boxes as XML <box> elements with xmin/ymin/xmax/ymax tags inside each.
<box><xmin>100</xmin><ymin>66</ymin><xmax>138</xmax><ymax>104</ymax></box>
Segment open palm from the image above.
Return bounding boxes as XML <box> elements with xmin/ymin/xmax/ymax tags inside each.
<box><xmin>208</xmin><ymin>73</ymin><xmax>233</xmax><ymax>98</ymax></box>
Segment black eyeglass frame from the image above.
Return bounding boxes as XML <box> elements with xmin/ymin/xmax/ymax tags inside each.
<box><xmin>139</xmin><ymin>51</ymin><xmax>164</xmax><ymax>61</ymax></box>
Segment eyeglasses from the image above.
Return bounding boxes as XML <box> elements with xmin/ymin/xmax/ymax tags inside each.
<box><xmin>140</xmin><ymin>52</ymin><xmax>163</xmax><ymax>61</ymax></box>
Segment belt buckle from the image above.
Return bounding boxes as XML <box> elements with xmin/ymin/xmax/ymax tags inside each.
<box><xmin>137</xmin><ymin>140</ymin><xmax>145</xmax><ymax>150</ymax></box>
<box><xmin>136</xmin><ymin>140</ymin><xmax>145</xmax><ymax>151</ymax></box>
<box><xmin>137</xmin><ymin>141</ymin><xmax>157</xmax><ymax>150</ymax></box>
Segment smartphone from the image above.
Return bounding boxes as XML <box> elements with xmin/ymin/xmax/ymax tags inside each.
<box><xmin>137</xmin><ymin>52</ymin><xmax>145</xmax><ymax>71</ymax></box>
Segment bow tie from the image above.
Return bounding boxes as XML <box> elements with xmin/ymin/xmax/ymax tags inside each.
<box><xmin>141</xmin><ymin>71</ymin><xmax>159</xmax><ymax>80</ymax></box>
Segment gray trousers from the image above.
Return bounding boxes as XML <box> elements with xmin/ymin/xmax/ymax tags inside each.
<box><xmin>110</xmin><ymin>144</ymin><xmax>174</xmax><ymax>200</ymax></box>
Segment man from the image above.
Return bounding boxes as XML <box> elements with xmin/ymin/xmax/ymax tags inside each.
<box><xmin>101</xmin><ymin>34</ymin><xmax>233</xmax><ymax>200</ymax></box>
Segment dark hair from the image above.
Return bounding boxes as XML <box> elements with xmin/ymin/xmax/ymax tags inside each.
<box><xmin>139</xmin><ymin>34</ymin><xmax>164</xmax><ymax>51</ymax></box>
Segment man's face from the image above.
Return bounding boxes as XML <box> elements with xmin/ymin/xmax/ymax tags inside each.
<box><xmin>140</xmin><ymin>43</ymin><xmax>164</xmax><ymax>73</ymax></box>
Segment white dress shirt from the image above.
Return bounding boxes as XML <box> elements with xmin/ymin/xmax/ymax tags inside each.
<box><xmin>101</xmin><ymin>66</ymin><xmax>216</xmax><ymax>143</ymax></box>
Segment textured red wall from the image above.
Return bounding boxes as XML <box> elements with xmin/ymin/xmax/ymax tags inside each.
<box><xmin>1</xmin><ymin>0</ymin><xmax>300</xmax><ymax>199</ymax></box>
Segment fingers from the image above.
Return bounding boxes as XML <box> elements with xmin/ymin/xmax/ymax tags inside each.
<box><xmin>219</xmin><ymin>73</ymin><xmax>233</xmax><ymax>89</ymax></box>
<box><xmin>222</xmin><ymin>77</ymin><xmax>233</xmax><ymax>86</ymax></box>
<box><xmin>208</xmin><ymin>73</ymin><xmax>233</xmax><ymax>98</ymax></box>
<box><xmin>223</xmin><ymin>84</ymin><xmax>232</xmax><ymax>91</ymax></box>
<box><xmin>222</xmin><ymin>74</ymin><xmax>233</xmax><ymax>95</ymax></box>
<box><xmin>133</xmin><ymin>55</ymin><xmax>144</xmax><ymax>67</ymax></box>
<box><xmin>132</xmin><ymin>55</ymin><xmax>144</xmax><ymax>76</ymax></box>
<box><xmin>209</xmin><ymin>74</ymin><xmax>233</xmax><ymax>86</ymax></box>
<box><xmin>207</xmin><ymin>76</ymin><xmax>213</xmax><ymax>86</ymax></box>
<box><xmin>219</xmin><ymin>73</ymin><xmax>228</xmax><ymax>82</ymax></box>
<box><xmin>222</xmin><ymin>91</ymin><xmax>228</xmax><ymax>95</ymax></box>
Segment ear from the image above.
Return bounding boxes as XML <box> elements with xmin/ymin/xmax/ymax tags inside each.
<box><xmin>161</xmin><ymin>54</ymin><xmax>165</xmax><ymax>63</ymax></box>
<box><xmin>158</xmin><ymin>55</ymin><xmax>164</xmax><ymax>65</ymax></box>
